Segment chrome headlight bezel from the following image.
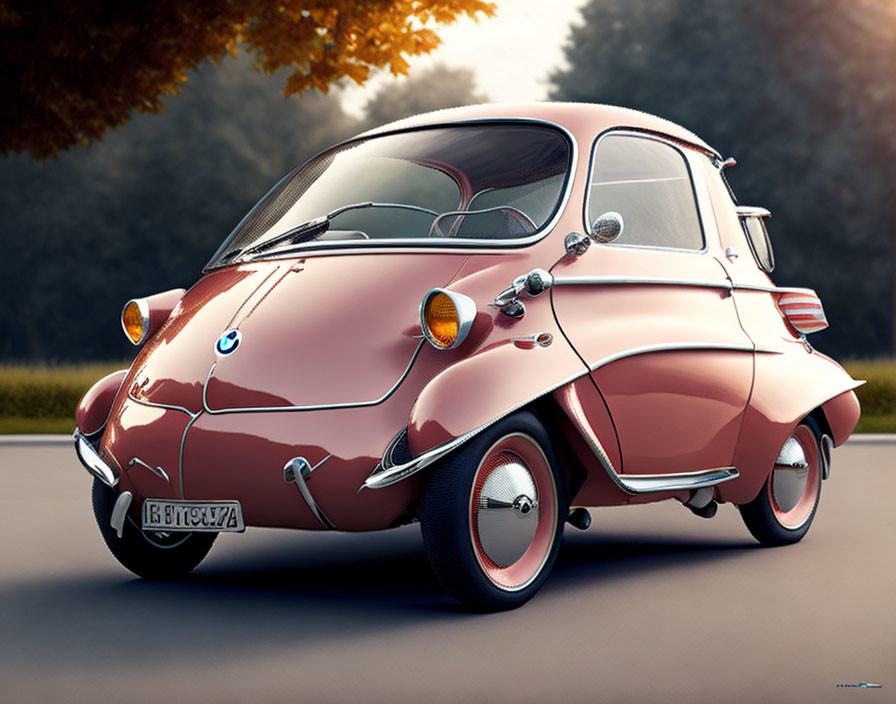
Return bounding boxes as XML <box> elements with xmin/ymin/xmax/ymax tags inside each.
<box><xmin>419</xmin><ymin>288</ymin><xmax>477</xmax><ymax>350</ymax></box>
<box><xmin>121</xmin><ymin>297</ymin><xmax>151</xmax><ymax>346</ymax></box>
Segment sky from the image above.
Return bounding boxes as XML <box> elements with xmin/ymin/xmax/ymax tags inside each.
<box><xmin>338</xmin><ymin>0</ymin><xmax>589</xmax><ymax>117</ymax></box>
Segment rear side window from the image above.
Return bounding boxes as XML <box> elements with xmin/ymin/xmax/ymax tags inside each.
<box><xmin>741</xmin><ymin>216</ymin><xmax>775</xmax><ymax>273</ymax></box>
<box><xmin>587</xmin><ymin>134</ymin><xmax>704</xmax><ymax>250</ymax></box>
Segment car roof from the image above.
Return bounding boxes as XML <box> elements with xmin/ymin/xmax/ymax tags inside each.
<box><xmin>359</xmin><ymin>102</ymin><xmax>721</xmax><ymax>159</ymax></box>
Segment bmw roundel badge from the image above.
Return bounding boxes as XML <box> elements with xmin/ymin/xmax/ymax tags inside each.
<box><xmin>215</xmin><ymin>329</ymin><xmax>242</xmax><ymax>356</ymax></box>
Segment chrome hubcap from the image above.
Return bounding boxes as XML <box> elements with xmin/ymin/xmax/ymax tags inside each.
<box><xmin>475</xmin><ymin>459</ymin><xmax>539</xmax><ymax>567</ymax></box>
<box><xmin>512</xmin><ymin>494</ymin><xmax>535</xmax><ymax>517</ymax></box>
<box><xmin>772</xmin><ymin>436</ymin><xmax>810</xmax><ymax>512</ymax></box>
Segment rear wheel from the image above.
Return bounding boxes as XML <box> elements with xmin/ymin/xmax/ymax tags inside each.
<box><xmin>739</xmin><ymin>420</ymin><xmax>822</xmax><ymax>546</ymax></box>
<box><xmin>92</xmin><ymin>478</ymin><xmax>217</xmax><ymax>579</ymax></box>
<box><xmin>420</xmin><ymin>411</ymin><xmax>568</xmax><ymax>611</ymax></box>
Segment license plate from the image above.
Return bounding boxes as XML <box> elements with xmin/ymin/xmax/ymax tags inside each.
<box><xmin>142</xmin><ymin>499</ymin><xmax>245</xmax><ymax>533</ymax></box>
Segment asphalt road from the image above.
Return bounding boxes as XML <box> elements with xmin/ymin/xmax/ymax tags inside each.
<box><xmin>0</xmin><ymin>438</ymin><xmax>892</xmax><ymax>704</ymax></box>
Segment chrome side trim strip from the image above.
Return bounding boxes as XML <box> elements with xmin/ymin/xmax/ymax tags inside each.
<box><xmin>552</xmin><ymin>275</ymin><xmax>732</xmax><ymax>290</ymax></box>
<box><xmin>283</xmin><ymin>457</ymin><xmax>335</xmax><ymax>529</ymax></box>
<box><xmin>73</xmin><ymin>429</ymin><xmax>119</xmax><ymax>488</ymax></box>
<box><xmin>553</xmin><ymin>382</ymin><xmax>740</xmax><ymax>494</ymax></box>
<box><xmin>618</xmin><ymin>467</ymin><xmax>739</xmax><ymax>493</ymax></box>
<box><xmin>110</xmin><ymin>491</ymin><xmax>133</xmax><ymax>539</ymax></box>
<box><xmin>587</xmin><ymin>342</ymin><xmax>767</xmax><ymax>372</ymax></box>
<box><xmin>364</xmin><ymin>341</ymin><xmax>773</xmax><ymax>490</ymax></box>
<box><xmin>553</xmin><ymin>381</ymin><xmax>631</xmax><ymax>493</ymax></box>
<box><xmin>364</xmin><ymin>425</ymin><xmax>486</xmax><ymax>490</ymax></box>
<box><xmin>551</xmin><ymin>275</ymin><xmax>818</xmax><ymax>299</ymax></box>
<box><xmin>202</xmin><ymin>339</ymin><xmax>426</xmax><ymax>414</ymax></box>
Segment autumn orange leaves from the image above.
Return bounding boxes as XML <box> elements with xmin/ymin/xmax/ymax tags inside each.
<box><xmin>0</xmin><ymin>0</ymin><xmax>495</xmax><ymax>159</ymax></box>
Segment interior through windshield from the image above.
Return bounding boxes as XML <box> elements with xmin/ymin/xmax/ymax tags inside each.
<box><xmin>206</xmin><ymin>123</ymin><xmax>572</xmax><ymax>267</ymax></box>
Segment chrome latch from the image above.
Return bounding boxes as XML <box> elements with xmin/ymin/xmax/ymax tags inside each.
<box><xmin>565</xmin><ymin>232</ymin><xmax>591</xmax><ymax>257</ymax></box>
<box><xmin>492</xmin><ymin>268</ymin><xmax>554</xmax><ymax>318</ymax></box>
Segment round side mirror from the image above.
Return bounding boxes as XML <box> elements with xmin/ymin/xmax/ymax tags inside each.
<box><xmin>590</xmin><ymin>211</ymin><xmax>624</xmax><ymax>244</ymax></box>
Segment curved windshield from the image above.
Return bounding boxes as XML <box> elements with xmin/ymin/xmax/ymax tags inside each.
<box><xmin>207</xmin><ymin>123</ymin><xmax>572</xmax><ymax>267</ymax></box>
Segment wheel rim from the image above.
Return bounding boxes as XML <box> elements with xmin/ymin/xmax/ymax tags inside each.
<box><xmin>469</xmin><ymin>433</ymin><xmax>557</xmax><ymax>592</ymax></box>
<box><xmin>768</xmin><ymin>425</ymin><xmax>820</xmax><ymax>529</ymax></box>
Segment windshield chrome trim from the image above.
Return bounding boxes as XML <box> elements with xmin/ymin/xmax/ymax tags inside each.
<box><xmin>204</xmin><ymin>118</ymin><xmax>578</xmax><ymax>271</ymax></box>
<box><xmin>201</xmin><ymin>339</ymin><xmax>426</xmax><ymax>414</ymax></box>
<box><xmin>260</xmin><ymin>245</ymin><xmax>536</xmax><ymax>260</ymax></box>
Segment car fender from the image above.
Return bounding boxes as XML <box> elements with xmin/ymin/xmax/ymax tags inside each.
<box><xmin>75</xmin><ymin>369</ymin><xmax>129</xmax><ymax>436</ymax></box>
<box><xmin>717</xmin><ymin>349</ymin><xmax>862</xmax><ymax>504</ymax></box>
<box><xmin>820</xmin><ymin>387</ymin><xmax>861</xmax><ymax>446</ymax></box>
<box><xmin>407</xmin><ymin>336</ymin><xmax>588</xmax><ymax>457</ymax></box>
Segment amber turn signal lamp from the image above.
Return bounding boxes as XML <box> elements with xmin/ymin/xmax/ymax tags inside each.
<box><xmin>121</xmin><ymin>299</ymin><xmax>149</xmax><ymax>345</ymax></box>
<box><xmin>424</xmin><ymin>293</ymin><xmax>459</xmax><ymax>348</ymax></box>
<box><xmin>420</xmin><ymin>289</ymin><xmax>476</xmax><ymax>350</ymax></box>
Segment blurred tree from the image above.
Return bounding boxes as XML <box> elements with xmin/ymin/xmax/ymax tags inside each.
<box><xmin>747</xmin><ymin>1</ymin><xmax>896</xmax><ymax>353</ymax></box>
<box><xmin>551</xmin><ymin>0</ymin><xmax>894</xmax><ymax>358</ymax></box>
<box><xmin>0</xmin><ymin>54</ymin><xmax>359</xmax><ymax>361</ymax></box>
<box><xmin>0</xmin><ymin>0</ymin><xmax>494</xmax><ymax>159</ymax></box>
<box><xmin>362</xmin><ymin>64</ymin><xmax>487</xmax><ymax>127</ymax></box>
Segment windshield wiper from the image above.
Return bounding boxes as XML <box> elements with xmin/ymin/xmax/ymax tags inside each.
<box><xmin>236</xmin><ymin>201</ymin><xmax>440</xmax><ymax>260</ymax></box>
<box><xmin>239</xmin><ymin>213</ymin><xmax>336</xmax><ymax>258</ymax></box>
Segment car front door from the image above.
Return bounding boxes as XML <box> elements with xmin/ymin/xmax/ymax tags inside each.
<box><xmin>551</xmin><ymin>131</ymin><xmax>754</xmax><ymax>477</ymax></box>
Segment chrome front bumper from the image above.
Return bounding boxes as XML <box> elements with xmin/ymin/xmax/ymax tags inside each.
<box><xmin>73</xmin><ymin>429</ymin><xmax>118</xmax><ymax>488</ymax></box>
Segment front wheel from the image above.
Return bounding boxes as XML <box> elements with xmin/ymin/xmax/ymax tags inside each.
<box><xmin>419</xmin><ymin>411</ymin><xmax>568</xmax><ymax>611</ymax></box>
<box><xmin>738</xmin><ymin>420</ymin><xmax>822</xmax><ymax>546</ymax></box>
<box><xmin>92</xmin><ymin>478</ymin><xmax>217</xmax><ymax>579</ymax></box>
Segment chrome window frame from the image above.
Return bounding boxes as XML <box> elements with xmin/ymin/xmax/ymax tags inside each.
<box><xmin>737</xmin><ymin>207</ymin><xmax>775</xmax><ymax>274</ymax></box>
<box><xmin>203</xmin><ymin>118</ymin><xmax>578</xmax><ymax>272</ymax></box>
<box><xmin>582</xmin><ymin>129</ymin><xmax>708</xmax><ymax>255</ymax></box>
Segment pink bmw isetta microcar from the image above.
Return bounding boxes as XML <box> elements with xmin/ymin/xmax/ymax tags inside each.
<box><xmin>74</xmin><ymin>103</ymin><xmax>861</xmax><ymax>610</ymax></box>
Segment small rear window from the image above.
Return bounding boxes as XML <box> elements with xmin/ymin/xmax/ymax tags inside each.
<box><xmin>587</xmin><ymin>133</ymin><xmax>704</xmax><ymax>251</ymax></box>
<box><xmin>741</xmin><ymin>216</ymin><xmax>775</xmax><ymax>273</ymax></box>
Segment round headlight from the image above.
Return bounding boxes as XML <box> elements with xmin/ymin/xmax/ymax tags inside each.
<box><xmin>121</xmin><ymin>298</ymin><xmax>149</xmax><ymax>345</ymax></box>
<box><xmin>421</xmin><ymin>289</ymin><xmax>476</xmax><ymax>350</ymax></box>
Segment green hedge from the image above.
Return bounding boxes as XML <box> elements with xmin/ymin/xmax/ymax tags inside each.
<box><xmin>0</xmin><ymin>360</ymin><xmax>893</xmax><ymax>433</ymax></box>
<box><xmin>842</xmin><ymin>360</ymin><xmax>896</xmax><ymax>433</ymax></box>
<box><xmin>0</xmin><ymin>363</ymin><xmax>128</xmax><ymax>419</ymax></box>
<box><xmin>842</xmin><ymin>360</ymin><xmax>896</xmax><ymax>417</ymax></box>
